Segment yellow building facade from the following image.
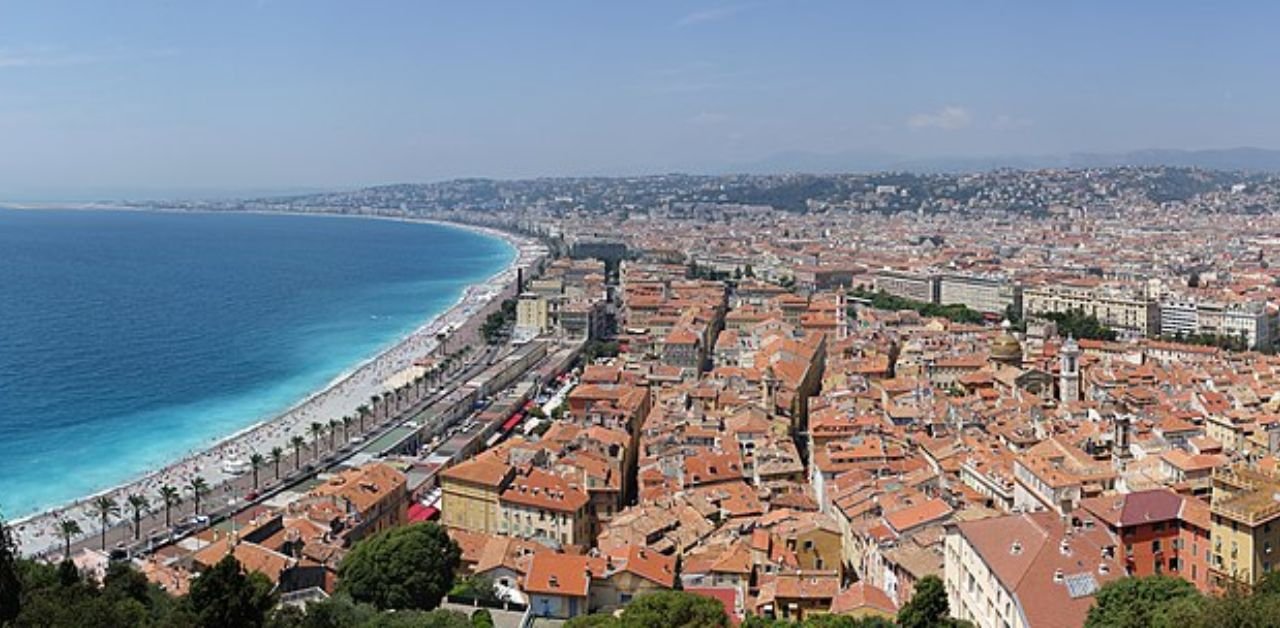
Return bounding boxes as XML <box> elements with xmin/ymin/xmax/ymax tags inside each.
<box><xmin>1209</xmin><ymin>465</ymin><xmax>1280</xmax><ymax>589</ymax></box>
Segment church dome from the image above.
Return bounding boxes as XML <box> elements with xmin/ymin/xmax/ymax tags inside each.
<box><xmin>990</xmin><ymin>321</ymin><xmax>1023</xmax><ymax>364</ymax></box>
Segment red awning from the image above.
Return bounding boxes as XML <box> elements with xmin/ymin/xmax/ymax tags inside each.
<box><xmin>408</xmin><ymin>504</ymin><xmax>440</xmax><ymax>522</ymax></box>
<box><xmin>501</xmin><ymin>413</ymin><xmax>523</xmax><ymax>432</ymax></box>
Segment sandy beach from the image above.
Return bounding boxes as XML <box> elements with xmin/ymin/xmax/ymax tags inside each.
<box><xmin>9</xmin><ymin>215</ymin><xmax>546</xmax><ymax>556</ymax></box>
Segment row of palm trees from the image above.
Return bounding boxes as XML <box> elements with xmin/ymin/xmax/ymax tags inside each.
<box><xmin>55</xmin><ymin>345</ymin><xmax>481</xmax><ymax>558</ymax></box>
<box><xmin>60</xmin><ymin>476</ymin><xmax>212</xmax><ymax>556</ymax></box>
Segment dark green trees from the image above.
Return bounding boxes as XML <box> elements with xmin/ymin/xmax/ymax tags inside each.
<box><xmin>565</xmin><ymin>590</ymin><xmax>730</xmax><ymax>628</ymax></box>
<box><xmin>0</xmin><ymin>514</ymin><xmax>20</xmax><ymax>625</ymax></box>
<box><xmin>897</xmin><ymin>575</ymin><xmax>953</xmax><ymax>628</ymax></box>
<box><xmin>187</xmin><ymin>554</ymin><xmax>277</xmax><ymax>628</ymax></box>
<box><xmin>337</xmin><ymin>523</ymin><xmax>462</xmax><ymax>611</ymax></box>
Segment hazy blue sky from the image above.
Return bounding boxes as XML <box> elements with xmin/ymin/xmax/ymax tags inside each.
<box><xmin>1</xmin><ymin>1</ymin><xmax>1277</xmax><ymax>197</ymax></box>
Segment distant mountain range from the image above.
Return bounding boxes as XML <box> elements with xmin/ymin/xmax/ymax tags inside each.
<box><xmin>728</xmin><ymin>147</ymin><xmax>1280</xmax><ymax>175</ymax></box>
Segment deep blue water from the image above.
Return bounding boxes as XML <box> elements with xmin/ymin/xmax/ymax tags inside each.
<box><xmin>0</xmin><ymin>209</ymin><xmax>512</xmax><ymax>516</ymax></box>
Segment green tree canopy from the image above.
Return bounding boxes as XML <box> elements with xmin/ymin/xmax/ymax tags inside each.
<box><xmin>567</xmin><ymin>590</ymin><xmax>730</xmax><ymax>628</ymax></box>
<box><xmin>337</xmin><ymin>523</ymin><xmax>462</xmax><ymax>612</ymax></box>
<box><xmin>897</xmin><ymin>575</ymin><xmax>950</xmax><ymax>628</ymax></box>
<box><xmin>1084</xmin><ymin>576</ymin><xmax>1200</xmax><ymax>628</ymax></box>
<box><xmin>1037</xmin><ymin>309</ymin><xmax>1117</xmax><ymax>341</ymax></box>
<box><xmin>186</xmin><ymin>554</ymin><xmax>277</xmax><ymax>628</ymax></box>
<box><xmin>449</xmin><ymin>574</ymin><xmax>499</xmax><ymax>604</ymax></box>
<box><xmin>6</xmin><ymin>553</ymin><xmax>193</xmax><ymax>628</ymax></box>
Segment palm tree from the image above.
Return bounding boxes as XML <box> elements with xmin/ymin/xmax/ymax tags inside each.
<box><xmin>291</xmin><ymin>435</ymin><xmax>306</xmax><ymax>470</ymax></box>
<box><xmin>249</xmin><ymin>453</ymin><xmax>265</xmax><ymax>490</ymax></box>
<box><xmin>126</xmin><ymin>494</ymin><xmax>149</xmax><ymax>540</ymax></box>
<box><xmin>327</xmin><ymin>418</ymin><xmax>339</xmax><ymax>450</ymax></box>
<box><xmin>370</xmin><ymin>394</ymin><xmax>383</xmax><ymax>420</ymax></box>
<box><xmin>436</xmin><ymin>331</ymin><xmax>449</xmax><ymax>356</ymax></box>
<box><xmin>58</xmin><ymin>519</ymin><xmax>82</xmax><ymax>558</ymax></box>
<box><xmin>341</xmin><ymin>415</ymin><xmax>353</xmax><ymax>442</ymax></box>
<box><xmin>270</xmin><ymin>446</ymin><xmax>284</xmax><ymax>479</ymax></box>
<box><xmin>91</xmin><ymin>496</ymin><xmax>120</xmax><ymax>550</ymax></box>
<box><xmin>158</xmin><ymin>485</ymin><xmax>181</xmax><ymax>528</ymax></box>
<box><xmin>187</xmin><ymin>476</ymin><xmax>210</xmax><ymax>516</ymax></box>
<box><xmin>309</xmin><ymin>422</ymin><xmax>324</xmax><ymax>458</ymax></box>
<box><xmin>357</xmin><ymin>404</ymin><xmax>370</xmax><ymax>431</ymax></box>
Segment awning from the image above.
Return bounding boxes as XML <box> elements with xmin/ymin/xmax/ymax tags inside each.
<box><xmin>501</xmin><ymin>413</ymin><xmax>523</xmax><ymax>432</ymax></box>
<box><xmin>408</xmin><ymin>504</ymin><xmax>440</xmax><ymax>522</ymax></box>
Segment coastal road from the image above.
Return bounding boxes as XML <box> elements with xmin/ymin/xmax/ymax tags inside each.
<box><xmin>54</xmin><ymin>339</ymin><xmax>511</xmax><ymax>560</ymax></box>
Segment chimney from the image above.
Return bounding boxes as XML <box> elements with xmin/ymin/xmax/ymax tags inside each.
<box><xmin>1053</xmin><ymin>569</ymin><xmax>1064</xmax><ymax>583</ymax></box>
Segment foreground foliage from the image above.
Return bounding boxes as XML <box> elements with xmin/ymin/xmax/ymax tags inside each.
<box><xmin>0</xmin><ymin>514</ymin><xmax>478</xmax><ymax>628</ymax></box>
<box><xmin>1085</xmin><ymin>574</ymin><xmax>1280</xmax><ymax>628</ymax></box>
<box><xmin>565</xmin><ymin>590</ymin><xmax>731</xmax><ymax>628</ymax></box>
<box><xmin>268</xmin><ymin>595</ymin><xmax>477</xmax><ymax>628</ymax></box>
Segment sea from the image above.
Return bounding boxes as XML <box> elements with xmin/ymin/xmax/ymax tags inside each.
<box><xmin>0</xmin><ymin>208</ymin><xmax>514</xmax><ymax>517</ymax></box>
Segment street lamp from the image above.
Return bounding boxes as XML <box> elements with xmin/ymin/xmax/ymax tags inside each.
<box><xmin>227</xmin><ymin>498</ymin><xmax>239</xmax><ymax>538</ymax></box>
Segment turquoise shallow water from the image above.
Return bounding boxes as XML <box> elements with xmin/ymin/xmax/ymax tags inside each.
<box><xmin>0</xmin><ymin>209</ymin><xmax>512</xmax><ymax>517</ymax></box>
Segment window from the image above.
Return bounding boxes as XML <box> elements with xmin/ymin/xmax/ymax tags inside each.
<box><xmin>1152</xmin><ymin>539</ymin><xmax>1162</xmax><ymax>553</ymax></box>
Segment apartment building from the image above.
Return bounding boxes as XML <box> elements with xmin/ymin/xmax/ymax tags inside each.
<box><xmin>305</xmin><ymin>462</ymin><xmax>409</xmax><ymax>545</ymax></box>
<box><xmin>499</xmin><ymin>467</ymin><xmax>593</xmax><ymax>549</ymax></box>
<box><xmin>1207</xmin><ymin>465</ymin><xmax>1280</xmax><ymax>589</ymax></box>
<box><xmin>516</xmin><ymin>292</ymin><xmax>551</xmax><ymax>334</ymax></box>
<box><xmin>944</xmin><ymin>511</ymin><xmax>1122</xmax><ymax>628</ymax></box>
<box><xmin>1022</xmin><ymin>282</ymin><xmax>1159</xmax><ymax>338</ymax></box>
<box><xmin>440</xmin><ymin>452</ymin><xmax>517</xmax><ymax>534</ymax></box>
<box><xmin>1080</xmin><ymin>489</ymin><xmax>1213</xmax><ymax>592</ymax></box>
<box><xmin>874</xmin><ymin>269</ymin><xmax>939</xmax><ymax>304</ymax></box>
<box><xmin>1159</xmin><ymin>298</ymin><xmax>1272</xmax><ymax>349</ymax></box>
<box><xmin>938</xmin><ymin>273</ymin><xmax>1021</xmax><ymax>315</ymax></box>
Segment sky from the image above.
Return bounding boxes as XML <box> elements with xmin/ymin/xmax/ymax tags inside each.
<box><xmin>1</xmin><ymin>1</ymin><xmax>1278</xmax><ymax>198</ymax></box>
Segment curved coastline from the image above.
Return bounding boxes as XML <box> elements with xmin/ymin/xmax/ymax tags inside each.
<box><xmin>7</xmin><ymin>211</ymin><xmax>544</xmax><ymax>556</ymax></box>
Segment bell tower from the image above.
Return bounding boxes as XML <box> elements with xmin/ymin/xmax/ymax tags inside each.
<box><xmin>1059</xmin><ymin>335</ymin><xmax>1080</xmax><ymax>404</ymax></box>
